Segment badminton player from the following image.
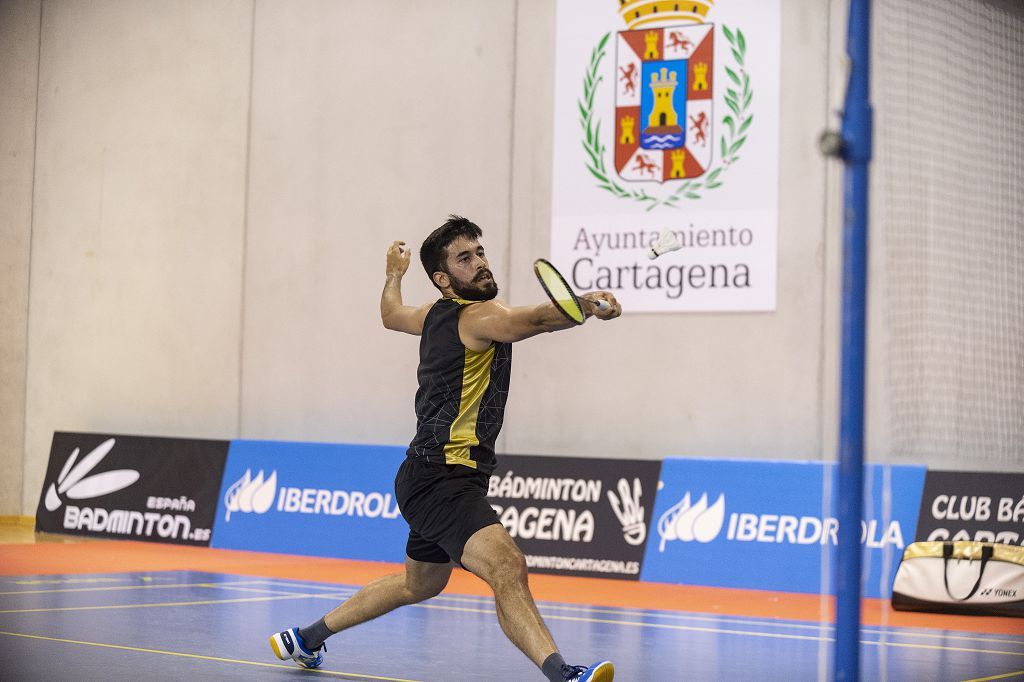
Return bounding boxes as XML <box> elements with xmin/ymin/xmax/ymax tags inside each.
<box><xmin>271</xmin><ymin>216</ymin><xmax>620</xmax><ymax>681</ymax></box>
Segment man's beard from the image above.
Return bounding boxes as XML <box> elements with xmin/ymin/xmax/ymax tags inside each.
<box><xmin>449</xmin><ymin>269</ymin><xmax>499</xmax><ymax>301</ymax></box>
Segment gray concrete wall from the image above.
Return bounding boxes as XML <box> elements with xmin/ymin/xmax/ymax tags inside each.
<box><xmin>21</xmin><ymin>0</ymin><xmax>253</xmax><ymax>513</ymax></box>
<box><xmin>239</xmin><ymin>0</ymin><xmax>518</xmax><ymax>446</ymax></box>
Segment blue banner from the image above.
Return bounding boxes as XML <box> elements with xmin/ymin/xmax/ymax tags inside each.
<box><xmin>210</xmin><ymin>440</ymin><xmax>409</xmax><ymax>562</ymax></box>
<box><xmin>640</xmin><ymin>458</ymin><xmax>926</xmax><ymax>597</ymax></box>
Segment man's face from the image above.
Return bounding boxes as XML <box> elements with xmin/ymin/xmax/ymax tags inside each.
<box><xmin>442</xmin><ymin>236</ymin><xmax>498</xmax><ymax>301</ymax></box>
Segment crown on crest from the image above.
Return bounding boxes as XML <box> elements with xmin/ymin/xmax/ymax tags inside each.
<box><xmin>619</xmin><ymin>0</ymin><xmax>713</xmax><ymax>30</ymax></box>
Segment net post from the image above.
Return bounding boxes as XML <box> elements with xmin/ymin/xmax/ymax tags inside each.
<box><xmin>836</xmin><ymin>0</ymin><xmax>873</xmax><ymax>679</ymax></box>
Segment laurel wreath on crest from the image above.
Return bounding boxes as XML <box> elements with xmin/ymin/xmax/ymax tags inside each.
<box><xmin>579</xmin><ymin>25</ymin><xmax>753</xmax><ymax>210</ymax></box>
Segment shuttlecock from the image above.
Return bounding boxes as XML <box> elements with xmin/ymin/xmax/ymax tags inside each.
<box><xmin>647</xmin><ymin>228</ymin><xmax>683</xmax><ymax>259</ymax></box>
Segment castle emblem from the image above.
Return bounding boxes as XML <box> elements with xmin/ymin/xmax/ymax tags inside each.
<box><xmin>577</xmin><ymin>0</ymin><xmax>751</xmax><ymax>207</ymax></box>
<box><xmin>614</xmin><ymin>2</ymin><xmax>714</xmax><ymax>183</ymax></box>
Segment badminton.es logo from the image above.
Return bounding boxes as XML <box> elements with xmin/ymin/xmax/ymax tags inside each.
<box><xmin>606</xmin><ymin>477</ymin><xmax>647</xmax><ymax>546</ymax></box>
<box><xmin>580</xmin><ymin>0</ymin><xmax>754</xmax><ymax>209</ymax></box>
<box><xmin>44</xmin><ymin>439</ymin><xmax>140</xmax><ymax>512</ymax></box>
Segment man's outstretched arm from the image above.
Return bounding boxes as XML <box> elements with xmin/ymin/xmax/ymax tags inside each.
<box><xmin>381</xmin><ymin>240</ymin><xmax>432</xmax><ymax>335</ymax></box>
<box><xmin>459</xmin><ymin>292</ymin><xmax>621</xmax><ymax>349</ymax></box>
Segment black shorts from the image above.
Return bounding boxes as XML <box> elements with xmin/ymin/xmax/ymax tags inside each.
<box><xmin>394</xmin><ymin>456</ymin><xmax>500</xmax><ymax>565</ymax></box>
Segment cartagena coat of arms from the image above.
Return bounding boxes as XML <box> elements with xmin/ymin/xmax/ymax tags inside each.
<box><xmin>580</xmin><ymin>1</ymin><xmax>753</xmax><ymax>210</ymax></box>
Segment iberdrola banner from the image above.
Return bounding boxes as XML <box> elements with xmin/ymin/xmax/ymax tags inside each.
<box><xmin>551</xmin><ymin>0</ymin><xmax>780</xmax><ymax>311</ymax></box>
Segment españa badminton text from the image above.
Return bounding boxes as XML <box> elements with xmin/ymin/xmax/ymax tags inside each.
<box><xmin>146</xmin><ymin>496</ymin><xmax>196</xmax><ymax>512</ymax></box>
<box><xmin>62</xmin><ymin>504</ymin><xmax>211</xmax><ymax>542</ymax></box>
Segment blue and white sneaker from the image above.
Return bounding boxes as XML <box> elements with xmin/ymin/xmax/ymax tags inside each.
<box><xmin>269</xmin><ymin>627</ymin><xmax>324</xmax><ymax>669</ymax></box>
<box><xmin>563</xmin><ymin>660</ymin><xmax>614</xmax><ymax>682</ymax></box>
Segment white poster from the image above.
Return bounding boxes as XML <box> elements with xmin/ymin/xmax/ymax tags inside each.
<box><xmin>551</xmin><ymin>0</ymin><xmax>780</xmax><ymax>312</ymax></box>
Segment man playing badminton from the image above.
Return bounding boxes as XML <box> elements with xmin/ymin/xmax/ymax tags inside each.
<box><xmin>271</xmin><ymin>216</ymin><xmax>620</xmax><ymax>681</ymax></box>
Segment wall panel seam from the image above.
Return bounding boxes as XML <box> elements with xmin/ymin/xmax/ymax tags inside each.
<box><xmin>498</xmin><ymin>0</ymin><xmax>520</xmax><ymax>456</ymax></box>
<box><xmin>20</xmin><ymin>0</ymin><xmax>45</xmax><ymax>515</ymax></box>
<box><xmin>505</xmin><ymin>0</ymin><xmax>519</xmax><ymax>299</ymax></box>
<box><xmin>236</xmin><ymin>0</ymin><xmax>258</xmax><ymax>439</ymax></box>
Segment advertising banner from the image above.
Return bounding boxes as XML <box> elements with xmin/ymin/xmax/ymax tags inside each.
<box><xmin>35</xmin><ymin>432</ymin><xmax>228</xmax><ymax>546</ymax></box>
<box><xmin>551</xmin><ymin>0</ymin><xmax>780</xmax><ymax>312</ymax></box>
<box><xmin>210</xmin><ymin>440</ymin><xmax>409</xmax><ymax>562</ymax></box>
<box><xmin>915</xmin><ymin>470</ymin><xmax>1024</xmax><ymax>546</ymax></box>
<box><xmin>488</xmin><ymin>455</ymin><xmax>662</xmax><ymax>580</ymax></box>
<box><xmin>641</xmin><ymin>458</ymin><xmax>926</xmax><ymax>597</ymax></box>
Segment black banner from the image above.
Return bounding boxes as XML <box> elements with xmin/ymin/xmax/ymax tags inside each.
<box><xmin>487</xmin><ymin>454</ymin><xmax>662</xmax><ymax>580</ymax></box>
<box><xmin>35</xmin><ymin>432</ymin><xmax>229</xmax><ymax>546</ymax></box>
<box><xmin>915</xmin><ymin>470</ymin><xmax>1024</xmax><ymax>546</ymax></box>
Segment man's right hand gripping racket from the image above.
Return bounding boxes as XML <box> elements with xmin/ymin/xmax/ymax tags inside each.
<box><xmin>533</xmin><ymin>258</ymin><xmax>610</xmax><ymax>325</ymax></box>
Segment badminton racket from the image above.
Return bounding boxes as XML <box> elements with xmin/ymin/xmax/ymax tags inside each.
<box><xmin>533</xmin><ymin>258</ymin><xmax>609</xmax><ymax>326</ymax></box>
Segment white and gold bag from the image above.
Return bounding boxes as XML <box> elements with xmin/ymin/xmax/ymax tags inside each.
<box><xmin>892</xmin><ymin>541</ymin><xmax>1024</xmax><ymax>617</ymax></box>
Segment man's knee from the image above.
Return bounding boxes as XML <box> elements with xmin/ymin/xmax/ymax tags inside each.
<box><xmin>461</xmin><ymin>523</ymin><xmax>530</xmax><ymax>588</ymax></box>
<box><xmin>405</xmin><ymin>563</ymin><xmax>451</xmax><ymax>602</ymax></box>
<box><xmin>407</xmin><ymin>576</ymin><xmax>447</xmax><ymax>602</ymax></box>
<box><xmin>477</xmin><ymin>542</ymin><xmax>528</xmax><ymax>590</ymax></box>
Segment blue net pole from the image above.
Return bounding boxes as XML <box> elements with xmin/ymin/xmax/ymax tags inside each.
<box><xmin>835</xmin><ymin>0</ymin><xmax>872</xmax><ymax>679</ymax></box>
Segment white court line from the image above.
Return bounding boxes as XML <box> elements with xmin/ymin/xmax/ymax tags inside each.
<box><xmin>0</xmin><ymin>579</ymin><xmax>276</xmax><ymax>596</ymax></box>
<box><xmin>10</xmin><ymin>574</ymin><xmax>1022</xmax><ymax>649</ymax></box>
<box><xmin>410</xmin><ymin>601</ymin><xmax>1024</xmax><ymax>658</ymax></box>
<box><xmin>212</xmin><ymin>583</ymin><xmax>355</xmax><ymax>599</ymax></box>
<box><xmin>54</xmin><ymin>573</ymin><xmax>1015</xmax><ymax>647</ymax></box>
<box><xmin>247</xmin><ymin>578</ymin><xmax>1024</xmax><ymax>648</ymax></box>
<box><xmin>0</xmin><ymin>630</ymin><xmax>419</xmax><ymax>681</ymax></box>
<box><xmin>7</xmin><ymin>573</ymin><xmax>1018</xmax><ymax>654</ymax></box>
<box><xmin>961</xmin><ymin>670</ymin><xmax>1024</xmax><ymax>682</ymax></box>
<box><xmin>0</xmin><ymin>578</ymin><xmax>354</xmax><ymax>603</ymax></box>
<box><xmin>0</xmin><ymin>584</ymin><xmax>1020</xmax><ymax>660</ymax></box>
<box><xmin>0</xmin><ymin>591</ymin><xmax>344</xmax><ymax>614</ymax></box>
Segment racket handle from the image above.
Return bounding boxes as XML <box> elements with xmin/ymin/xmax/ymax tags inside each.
<box><xmin>590</xmin><ymin>299</ymin><xmax>610</xmax><ymax>313</ymax></box>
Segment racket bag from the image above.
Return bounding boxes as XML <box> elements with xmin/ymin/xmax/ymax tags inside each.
<box><xmin>891</xmin><ymin>541</ymin><xmax>1024</xmax><ymax>617</ymax></box>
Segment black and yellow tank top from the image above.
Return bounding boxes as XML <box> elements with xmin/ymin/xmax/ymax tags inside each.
<box><xmin>407</xmin><ymin>298</ymin><xmax>512</xmax><ymax>474</ymax></box>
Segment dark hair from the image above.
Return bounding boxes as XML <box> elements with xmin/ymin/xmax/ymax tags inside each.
<box><xmin>419</xmin><ymin>215</ymin><xmax>483</xmax><ymax>284</ymax></box>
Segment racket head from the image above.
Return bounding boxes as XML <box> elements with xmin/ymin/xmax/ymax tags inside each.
<box><xmin>533</xmin><ymin>258</ymin><xmax>586</xmax><ymax>325</ymax></box>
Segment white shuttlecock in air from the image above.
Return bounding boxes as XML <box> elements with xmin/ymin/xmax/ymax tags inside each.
<box><xmin>648</xmin><ymin>228</ymin><xmax>683</xmax><ymax>259</ymax></box>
